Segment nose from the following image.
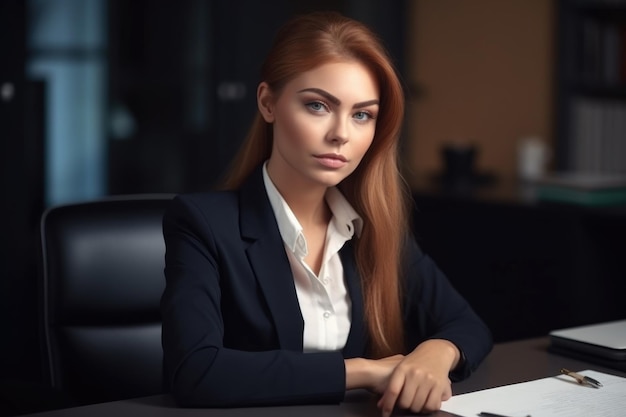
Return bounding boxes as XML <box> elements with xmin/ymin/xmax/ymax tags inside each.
<box><xmin>327</xmin><ymin>116</ymin><xmax>349</xmax><ymax>146</ymax></box>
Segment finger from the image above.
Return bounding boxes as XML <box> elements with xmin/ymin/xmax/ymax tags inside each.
<box><xmin>441</xmin><ymin>380</ymin><xmax>452</xmax><ymax>401</ymax></box>
<box><xmin>377</xmin><ymin>372</ymin><xmax>405</xmax><ymax>417</ymax></box>
<box><xmin>395</xmin><ymin>366</ymin><xmax>434</xmax><ymax>409</ymax></box>
<box><xmin>395</xmin><ymin>373</ymin><xmax>424</xmax><ymax>410</ymax></box>
<box><xmin>419</xmin><ymin>389</ymin><xmax>443</xmax><ymax>414</ymax></box>
<box><xmin>418</xmin><ymin>379</ymin><xmax>450</xmax><ymax>413</ymax></box>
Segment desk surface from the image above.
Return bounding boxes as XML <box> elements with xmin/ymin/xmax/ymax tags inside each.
<box><xmin>21</xmin><ymin>337</ymin><xmax>626</xmax><ymax>417</ymax></box>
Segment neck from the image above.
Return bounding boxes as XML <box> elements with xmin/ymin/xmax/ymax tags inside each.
<box><xmin>266</xmin><ymin>165</ymin><xmax>330</xmax><ymax>229</ymax></box>
<box><xmin>289</xmin><ymin>191</ymin><xmax>331</xmax><ymax>231</ymax></box>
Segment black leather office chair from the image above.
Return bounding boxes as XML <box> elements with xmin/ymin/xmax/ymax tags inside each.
<box><xmin>39</xmin><ymin>194</ymin><xmax>173</xmax><ymax>405</ymax></box>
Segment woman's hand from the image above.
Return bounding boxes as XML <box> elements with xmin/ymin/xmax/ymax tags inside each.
<box><xmin>376</xmin><ymin>339</ymin><xmax>460</xmax><ymax>416</ymax></box>
<box><xmin>345</xmin><ymin>354</ymin><xmax>404</xmax><ymax>392</ymax></box>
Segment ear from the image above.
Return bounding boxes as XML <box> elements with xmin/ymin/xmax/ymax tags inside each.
<box><xmin>257</xmin><ymin>82</ymin><xmax>275</xmax><ymax>123</ymax></box>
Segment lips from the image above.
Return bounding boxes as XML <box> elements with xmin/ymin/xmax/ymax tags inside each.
<box><xmin>315</xmin><ymin>153</ymin><xmax>347</xmax><ymax>162</ymax></box>
<box><xmin>314</xmin><ymin>153</ymin><xmax>348</xmax><ymax>169</ymax></box>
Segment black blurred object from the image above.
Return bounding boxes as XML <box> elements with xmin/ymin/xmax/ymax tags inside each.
<box><xmin>106</xmin><ymin>0</ymin><xmax>408</xmax><ymax>195</ymax></box>
<box><xmin>436</xmin><ymin>143</ymin><xmax>495</xmax><ymax>191</ymax></box>
<box><xmin>0</xmin><ymin>380</ymin><xmax>75</xmax><ymax>416</ymax></box>
<box><xmin>38</xmin><ymin>195</ymin><xmax>173</xmax><ymax>407</ymax></box>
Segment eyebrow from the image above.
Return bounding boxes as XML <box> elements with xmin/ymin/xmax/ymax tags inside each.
<box><xmin>297</xmin><ymin>88</ymin><xmax>379</xmax><ymax>109</ymax></box>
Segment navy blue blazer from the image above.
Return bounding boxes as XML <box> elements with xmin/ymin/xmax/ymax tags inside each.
<box><xmin>160</xmin><ymin>166</ymin><xmax>492</xmax><ymax>407</ymax></box>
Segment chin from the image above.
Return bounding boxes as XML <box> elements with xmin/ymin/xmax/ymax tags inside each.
<box><xmin>312</xmin><ymin>172</ymin><xmax>348</xmax><ymax>188</ymax></box>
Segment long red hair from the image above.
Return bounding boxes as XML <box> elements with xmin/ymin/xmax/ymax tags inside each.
<box><xmin>222</xmin><ymin>11</ymin><xmax>409</xmax><ymax>358</ymax></box>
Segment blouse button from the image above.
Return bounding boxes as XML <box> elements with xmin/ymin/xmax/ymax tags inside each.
<box><xmin>323</xmin><ymin>311</ymin><xmax>331</xmax><ymax>319</ymax></box>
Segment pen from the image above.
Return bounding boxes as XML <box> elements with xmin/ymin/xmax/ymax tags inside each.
<box><xmin>560</xmin><ymin>368</ymin><xmax>603</xmax><ymax>388</ymax></box>
<box><xmin>478</xmin><ymin>412</ymin><xmax>531</xmax><ymax>417</ymax></box>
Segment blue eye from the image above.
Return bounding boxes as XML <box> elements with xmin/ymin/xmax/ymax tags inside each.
<box><xmin>354</xmin><ymin>111</ymin><xmax>373</xmax><ymax>121</ymax></box>
<box><xmin>306</xmin><ymin>101</ymin><xmax>327</xmax><ymax>112</ymax></box>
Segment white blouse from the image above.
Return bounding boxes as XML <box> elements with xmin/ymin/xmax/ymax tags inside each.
<box><xmin>262</xmin><ymin>163</ymin><xmax>362</xmax><ymax>352</ymax></box>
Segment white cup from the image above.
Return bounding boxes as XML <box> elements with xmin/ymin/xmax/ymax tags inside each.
<box><xmin>518</xmin><ymin>136</ymin><xmax>549</xmax><ymax>181</ymax></box>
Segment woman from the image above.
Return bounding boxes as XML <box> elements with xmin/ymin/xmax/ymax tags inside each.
<box><xmin>161</xmin><ymin>11</ymin><xmax>492</xmax><ymax>415</ymax></box>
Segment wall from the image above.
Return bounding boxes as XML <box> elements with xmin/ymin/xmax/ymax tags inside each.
<box><xmin>404</xmin><ymin>0</ymin><xmax>555</xmax><ymax>180</ymax></box>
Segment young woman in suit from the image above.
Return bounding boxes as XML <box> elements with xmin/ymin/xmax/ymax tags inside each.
<box><xmin>160</xmin><ymin>11</ymin><xmax>492</xmax><ymax>415</ymax></box>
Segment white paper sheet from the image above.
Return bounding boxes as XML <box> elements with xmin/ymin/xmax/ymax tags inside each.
<box><xmin>441</xmin><ymin>370</ymin><xmax>626</xmax><ymax>417</ymax></box>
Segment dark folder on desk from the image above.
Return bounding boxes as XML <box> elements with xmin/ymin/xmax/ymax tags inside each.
<box><xmin>549</xmin><ymin>320</ymin><xmax>626</xmax><ymax>371</ymax></box>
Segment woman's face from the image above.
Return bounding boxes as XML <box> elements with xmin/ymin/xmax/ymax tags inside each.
<box><xmin>260</xmin><ymin>60</ymin><xmax>379</xmax><ymax>191</ymax></box>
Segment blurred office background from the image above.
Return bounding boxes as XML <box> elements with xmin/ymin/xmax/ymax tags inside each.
<box><xmin>1</xmin><ymin>0</ymin><xmax>406</xmax><ymax>402</ymax></box>
<box><xmin>2</xmin><ymin>0</ymin><xmax>626</xmax><ymax>413</ymax></box>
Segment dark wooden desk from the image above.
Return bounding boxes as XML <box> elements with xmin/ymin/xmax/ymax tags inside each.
<box><xmin>410</xmin><ymin>179</ymin><xmax>626</xmax><ymax>343</ymax></box>
<box><xmin>19</xmin><ymin>337</ymin><xmax>626</xmax><ymax>417</ymax></box>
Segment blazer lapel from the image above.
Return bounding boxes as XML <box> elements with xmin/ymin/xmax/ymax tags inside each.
<box><xmin>238</xmin><ymin>167</ymin><xmax>304</xmax><ymax>351</ymax></box>
<box><xmin>340</xmin><ymin>239</ymin><xmax>368</xmax><ymax>357</ymax></box>
<box><xmin>237</xmin><ymin>165</ymin><xmax>368</xmax><ymax>356</ymax></box>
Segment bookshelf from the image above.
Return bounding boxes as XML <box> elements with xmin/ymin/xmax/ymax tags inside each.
<box><xmin>555</xmin><ymin>0</ymin><xmax>626</xmax><ymax>175</ymax></box>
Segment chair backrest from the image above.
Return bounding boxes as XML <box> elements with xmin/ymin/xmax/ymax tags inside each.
<box><xmin>39</xmin><ymin>194</ymin><xmax>173</xmax><ymax>405</ymax></box>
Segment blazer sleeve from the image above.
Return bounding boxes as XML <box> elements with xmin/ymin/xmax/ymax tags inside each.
<box><xmin>401</xmin><ymin>237</ymin><xmax>493</xmax><ymax>381</ymax></box>
<box><xmin>160</xmin><ymin>195</ymin><xmax>346</xmax><ymax>407</ymax></box>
